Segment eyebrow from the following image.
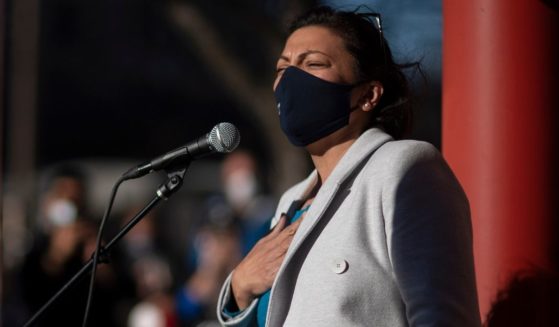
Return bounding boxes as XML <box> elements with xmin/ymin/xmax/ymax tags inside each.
<box><xmin>278</xmin><ymin>50</ymin><xmax>332</xmax><ymax>63</ymax></box>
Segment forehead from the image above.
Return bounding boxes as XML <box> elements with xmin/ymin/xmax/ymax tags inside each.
<box><xmin>282</xmin><ymin>25</ymin><xmax>347</xmax><ymax>57</ymax></box>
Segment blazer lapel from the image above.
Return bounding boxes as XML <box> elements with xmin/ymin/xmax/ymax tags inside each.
<box><xmin>267</xmin><ymin>128</ymin><xmax>393</xmax><ymax>326</ymax></box>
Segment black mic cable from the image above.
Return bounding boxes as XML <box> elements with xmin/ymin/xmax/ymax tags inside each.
<box><xmin>81</xmin><ymin>175</ymin><xmax>125</xmax><ymax>327</ymax></box>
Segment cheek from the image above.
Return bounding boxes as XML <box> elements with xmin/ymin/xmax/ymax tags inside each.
<box><xmin>311</xmin><ymin>69</ymin><xmax>352</xmax><ymax>85</ymax></box>
<box><xmin>349</xmin><ymin>88</ymin><xmax>364</xmax><ymax>108</ymax></box>
<box><xmin>308</xmin><ymin>70</ymin><xmax>333</xmax><ymax>82</ymax></box>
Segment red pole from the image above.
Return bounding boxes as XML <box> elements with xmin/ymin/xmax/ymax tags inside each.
<box><xmin>442</xmin><ymin>0</ymin><xmax>558</xmax><ymax>320</ymax></box>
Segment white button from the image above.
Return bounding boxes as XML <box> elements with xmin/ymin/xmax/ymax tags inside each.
<box><xmin>331</xmin><ymin>259</ymin><xmax>348</xmax><ymax>274</ymax></box>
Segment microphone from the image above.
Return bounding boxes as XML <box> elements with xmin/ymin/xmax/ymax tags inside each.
<box><xmin>123</xmin><ymin>122</ymin><xmax>240</xmax><ymax>180</ymax></box>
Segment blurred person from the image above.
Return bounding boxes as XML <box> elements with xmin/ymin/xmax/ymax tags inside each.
<box><xmin>36</xmin><ymin>165</ymin><xmax>87</xmax><ymax>234</ymax></box>
<box><xmin>112</xmin><ymin>206</ymin><xmax>179</xmax><ymax>327</ymax></box>
<box><xmin>217</xmin><ymin>6</ymin><xmax>480</xmax><ymax>327</ymax></box>
<box><xmin>19</xmin><ymin>164</ymin><xmax>119</xmax><ymax>326</ymax></box>
<box><xmin>176</xmin><ymin>197</ymin><xmax>242</xmax><ymax>326</ymax></box>
<box><xmin>119</xmin><ymin>207</ymin><xmax>162</xmax><ymax>266</ymax></box>
<box><xmin>221</xmin><ymin>150</ymin><xmax>275</xmax><ymax>254</ymax></box>
<box><xmin>127</xmin><ymin>255</ymin><xmax>178</xmax><ymax>327</ymax></box>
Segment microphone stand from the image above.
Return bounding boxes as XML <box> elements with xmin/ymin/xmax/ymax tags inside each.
<box><xmin>23</xmin><ymin>168</ymin><xmax>187</xmax><ymax>327</ymax></box>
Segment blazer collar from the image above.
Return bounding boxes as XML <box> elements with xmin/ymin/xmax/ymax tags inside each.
<box><xmin>278</xmin><ymin>127</ymin><xmax>393</xmax><ymax>220</ymax></box>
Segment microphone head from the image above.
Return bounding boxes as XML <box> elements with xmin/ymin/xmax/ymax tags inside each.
<box><xmin>209</xmin><ymin>122</ymin><xmax>241</xmax><ymax>153</ymax></box>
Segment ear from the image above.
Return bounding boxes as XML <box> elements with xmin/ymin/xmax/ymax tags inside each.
<box><xmin>362</xmin><ymin>82</ymin><xmax>384</xmax><ymax>112</ymax></box>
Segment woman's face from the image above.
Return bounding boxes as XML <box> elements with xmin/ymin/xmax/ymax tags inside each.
<box><xmin>274</xmin><ymin>25</ymin><xmax>381</xmax><ymax>151</ymax></box>
<box><xmin>274</xmin><ymin>25</ymin><xmax>358</xmax><ymax>90</ymax></box>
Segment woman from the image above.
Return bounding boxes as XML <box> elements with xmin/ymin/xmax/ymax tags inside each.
<box><xmin>217</xmin><ymin>6</ymin><xmax>481</xmax><ymax>327</ymax></box>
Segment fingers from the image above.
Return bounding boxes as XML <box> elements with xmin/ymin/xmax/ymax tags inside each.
<box><xmin>279</xmin><ymin>217</ymin><xmax>303</xmax><ymax>239</ymax></box>
<box><xmin>269</xmin><ymin>214</ymin><xmax>288</xmax><ymax>237</ymax></box>
<box><xmin>270</xmin><ymin>211</ymin><xmax>306</xmax><ymax>236</ymax></box>
<box><xmin>231</xmin><ymin>213</ymin><xmax>307</xmax><ymax>306</ymax></box>
<box><xmin>243</xmin><ymin>215</ymin><xmax>304</xmax><ymax>263</ymax></box>
<box><xmin>268</xmin><ymin>219</ymin><xmax>303</xmax><ymax>260</ymax></box>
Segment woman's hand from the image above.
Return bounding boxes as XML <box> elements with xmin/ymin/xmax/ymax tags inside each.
<box><xmin>231</xmin><ymin>215</ymin><xmax>302</xmax><ymax>310</ymax></box>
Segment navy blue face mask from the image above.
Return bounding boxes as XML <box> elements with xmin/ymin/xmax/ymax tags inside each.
<box><xmin>274</xmin><ymin>66</ymin><xmax>357</xmax><ymax>147</ymax></box>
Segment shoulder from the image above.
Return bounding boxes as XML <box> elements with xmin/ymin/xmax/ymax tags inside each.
<box><xmin>368</xmin><ymin>139</ymin><xmax>468</xmax><ymax>210</ymax></box>
<box><xmin>365</xmin><ymin>139</ymin><xmax>445</xmax><ymax>179</ymax></box>
<box><xmin>361</xmin><ymin>139</ymin><xmax>465</xmax><ymax>201</ymax></box>
<box><xmin>375</xmin><ymin>139</ymin><xmax>441</xmax><ymax>165</ymax></box>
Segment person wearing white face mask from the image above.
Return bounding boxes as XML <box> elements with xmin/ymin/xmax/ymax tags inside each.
<box><xmin>20</xmin><ymin>165</ymin><xmax>119</xmax><ymax>326</ymax></box>
<box><xmin>32</xmin><ymin>165</ymin><xmax>89</xmax><ymax>275</ymax></box>
<box><xmin>221</xmin><ymin>151</ymin><xmax>275</xmax><ymax>255</ymax></box>
<box><xmin>224</xmin><ymin>168</ymin><xmax>258</xmax><ymax>213</ymax></box>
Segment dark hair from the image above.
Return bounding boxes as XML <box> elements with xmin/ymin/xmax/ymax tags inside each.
<box><xmin>41</xmin><ymin>163</ymin><xmax>88</xmax><ymax>212</ymax></box>
<box><xmin>44</xmin><ymin>164</ymin><xmax>87</xmax><ymax>189</ymax></box>
<box><xmin>288</xmin><ymin>6</ymin><xmax>419</xmax><ymax>139</ymax></box>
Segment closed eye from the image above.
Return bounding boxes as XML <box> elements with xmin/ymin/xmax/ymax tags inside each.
<box><xmin>305</xmin><ymin>61</ymin><xmax>328</xmax><ymax>69</ymax></box>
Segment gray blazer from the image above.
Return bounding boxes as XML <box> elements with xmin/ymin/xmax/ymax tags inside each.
<box><xmin>217</xmin><ymin>128</ymin><xmax>481</xmax><ymax>326</ymax></box>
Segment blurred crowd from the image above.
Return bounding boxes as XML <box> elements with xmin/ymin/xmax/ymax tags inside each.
<box><xmin>2</xmin><ymin>150</ymin><xmax>275</xmax><ymax>327</ymax></box>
